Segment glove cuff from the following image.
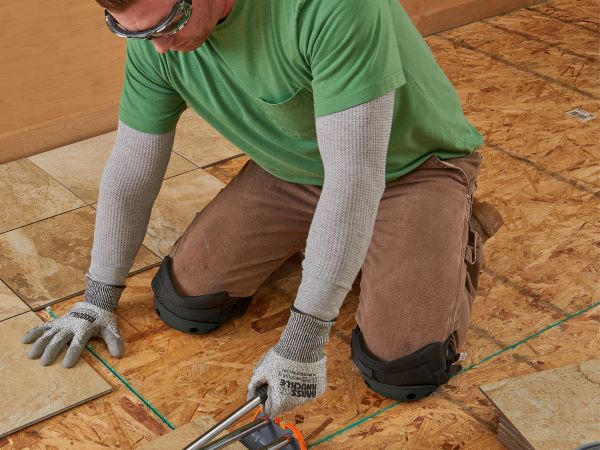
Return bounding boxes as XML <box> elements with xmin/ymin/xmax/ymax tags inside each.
<box><xmin>274</xmin><ymin>309</ymin><xmax>334</xmax><ymax>363</ymax></box>
<box><xmin>83</xmin><ymin>276</ymin><xmax>124</xmax><ymax>312</ymax></box>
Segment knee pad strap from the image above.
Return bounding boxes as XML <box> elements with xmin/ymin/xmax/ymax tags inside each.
<box><xmin>151</xmin><ymin>256</ymin><xmax>253</xmax><ymax>334</ymax></box>
<box><xmin>351</xmin><ymin>328</ymin><xmax>462</xmax><ymax>401</ymax></box>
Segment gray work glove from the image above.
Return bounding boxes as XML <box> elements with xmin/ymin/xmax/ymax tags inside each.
<box><xmin>247</xmin><ymin>308</ymin><xmax>334</xmax><ymax>417</ymax></box>
<box><xmin>22</xmin><ymin>277</ymin><xmax>124</xmax><ymax>368</ymax></box>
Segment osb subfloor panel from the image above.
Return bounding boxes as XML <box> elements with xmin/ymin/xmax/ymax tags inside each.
<box><xmin>2</xmin><ymin>0</ymin><xmax>599</xmax><ymax>448</ymax></box>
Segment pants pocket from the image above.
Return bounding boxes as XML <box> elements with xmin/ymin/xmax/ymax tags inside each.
<box><xmin>464</xmin><ymin>219</ymin><xmax>484</xmax><ymax>299</ymax></box>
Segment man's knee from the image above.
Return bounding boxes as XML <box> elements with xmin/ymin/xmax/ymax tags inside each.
<box><xmin>351</xmin><ymin>327</ymin><xmax>462</xmax><ymax>402</ymax></box>
<box><xmin>151</xmin><ymin>256</ymin><xmax>253</xmax><ymax>334</ymax></box>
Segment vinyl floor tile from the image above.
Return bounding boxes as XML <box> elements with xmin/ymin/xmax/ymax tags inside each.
<box><xmin>0</xmin><ymin>206</ymin><xmax>159</xmax><ymax>310</ymax></box>
<box><xmin>0</xmin><ymin>159</ymin><xmax>84</xmax><ymax>233</ymax></box>
<box><xmin>29</xmin><ymin>131</ymin><xmax>197</xmax><ymax>204</ymax></box>
<box><xmin>173</xmin><ymin>109</ymin><xmax>243</xmax><ymax>167</ymax></box>
<box><xmin>142</xmin><ymin>169</ymin><xmax>225</xmax><ymax>258</ymax></box>
<box><xmin>0</xmin><ymin>312</ymin><xmax>112</xmax><ymax>439</ymax></box>
<box><xmin>0</xmin><ymin>279</ymin><xmax>29</xmax><ymax>322</ymax></box>
<box><xmin>481</xmin><ymin>361</ymin><xmax>600</xmax><ymax>449</ymax></box>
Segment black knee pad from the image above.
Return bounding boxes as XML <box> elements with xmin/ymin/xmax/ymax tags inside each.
<box><xmin>151</xmin><ymin>256</ymin><xmax>253</xmax><ymax>334</ymax></box>
<box><xmin>351</xmin><ymin>327</ymin><xmax>462</xmax><ymax>402</ymax></box>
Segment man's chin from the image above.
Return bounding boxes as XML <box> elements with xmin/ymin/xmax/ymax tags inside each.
<box><xmin>171</xmin><ymin>35</ymin><xmax>209</xmax><ymax>52</ymax></box>
<box><xmin>172</xmin><ymin>42</ymin><xmax>203</xmax><ymax>52</ymax></box>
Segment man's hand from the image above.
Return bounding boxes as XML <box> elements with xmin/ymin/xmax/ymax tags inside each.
<box><xmin>247</xmin><ymin>308</ymin><xmax>334</xmax><ymax>417</ymax></box>
<box><xmin>22</xmin><ymin>278</ymin><xmax>124</xmax><ymax>368</ymax></box>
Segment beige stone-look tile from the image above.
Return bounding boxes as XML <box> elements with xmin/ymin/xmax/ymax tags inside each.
<box><xmin>0</xmin><ymin>312</ymin><xmax>112</xmax><ymax>439</ymax></box>
<box><xmin>138</xmin><ymin>416</ymin><xmax>244</xmax><ymax>450</ymax></box>
<box><xmin>173</xmin><ymin>109</ymin><xmax>243</xmax><ymax>167</ymax></box>
<box><xmin>480</xmin><ymin>359</ymin><xmax>600</xmax><ymax>450</ymax></box>
<box><xmin>0</xmin><ymin>207</ymin><xmax>159</xmax><ymax>310</ymax></box>
<box><xmin>29</xmin><ymin>131</ymin><xmax>197</xmax><ymax>204</ymax></box>
<box><xmin>0</xmin><ymin>280</ymin><xmax>29</xmax><ymax>322</ymax></box>
<box><xmin>0</xmin><ymin>159</ymin><xmax>85</xmax><ymax>234</ymax></box>
<box><xmin>143</xmin><ymin>169</ymin><xmax>225</xmax><ymax>258</ymax></box>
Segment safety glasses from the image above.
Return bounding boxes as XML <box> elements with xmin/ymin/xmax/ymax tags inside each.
<box><xmin>104</xmin><ymin>0</ymin><xmax>193</xmax><ymax>40</ymax></box>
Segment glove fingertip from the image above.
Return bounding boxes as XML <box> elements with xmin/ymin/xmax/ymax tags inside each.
<box><xmin>62</xmin><ymin>356</ymin><xmax>78</xmax><ymax>369</ymax></box>
<box><xmin>63</xmin><ymin>344</ymin><xmax>85</xmax><ymax>368</ymax></box>
<box><xmin>109</xmin><ymin>344</ymin><xmax>124</xmax><ymax>358</ymax></box>
<box><xmin>41</xmin><ymin>354</ymin><xmax>56</xmax><ymax>366</ymax></box>
<box><xmin>110</xmin><ymin>336</ymin><xmax>124</xmax><ymax>358</ymax></box>
<box><xmin>22</xmin><ymin>326</ymin><xmax>45</xmax><ymax>344</ymax></box>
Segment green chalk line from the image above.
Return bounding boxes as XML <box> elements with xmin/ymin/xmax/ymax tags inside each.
<box><xmin>307</xmin><ymin>299</ymin><xmax>600</xmax><ymax>447</ymax></box>
<box><xmin>43</xmin><ymin>299</ymin><xmax>600</xmax><ymax>445</ymax></box>
<box><xmin>457</xmin><ymin>299</ymin><xmax>600</xmax><ymax>375</ymax></box>
<box><xmin>45</xmin><ymin>307</ymin><xmax>176</xmax><ymax>431</ymax></box>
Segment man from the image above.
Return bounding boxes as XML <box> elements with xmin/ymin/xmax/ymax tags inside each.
<box><xmin>23</xmin><ymin>0</ymin><xmax>502</xmax><ymax>417</ymax></box>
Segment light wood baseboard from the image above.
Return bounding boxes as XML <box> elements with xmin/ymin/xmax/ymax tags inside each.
<box><xmin>0</xmin><ymin>104</ymin><xmax>118</xmax><ymax>165</ymax></box>
<box><xmin>402</xmin><ymin>0</ymin><xmax>547</xmax><ymax>36</ymax></box>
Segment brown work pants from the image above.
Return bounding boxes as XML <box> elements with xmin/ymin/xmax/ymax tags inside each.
<box><xmin>169</xmin><ymin>153</ymin><xmax>483</xmax><ymax>361</ymax></box>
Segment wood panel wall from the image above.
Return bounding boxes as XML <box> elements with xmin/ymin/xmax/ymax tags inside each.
<box><xmin>0</xmin><ymin>0</ymin><xmax>125</xmax><ymax>164</ymax></box>
<box><xmin>1</xmin><ymin>0</ymin><xmax>545</xmax><ymax>164</ymax></box>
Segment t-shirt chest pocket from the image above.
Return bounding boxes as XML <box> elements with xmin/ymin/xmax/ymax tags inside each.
<box><xmin>254</xmin><ymin>87</ymin><xmax>317</xmax><ymax>140</ymax></box>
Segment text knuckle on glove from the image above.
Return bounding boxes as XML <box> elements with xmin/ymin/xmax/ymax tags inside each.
<box><xmin>278</xmin><ymin>380</ymin><xmax>319</xmax><ymax>399</ymax></box>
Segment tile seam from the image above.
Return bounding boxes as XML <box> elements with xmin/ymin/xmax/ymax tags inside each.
<box><xmin>0</xmin><ymin>204</ymin><xmax>90</xmax><ymax>236</ymax></box>
<box><xmin>170</xmin><ymin>150</ymin><xmax>200</xmax><ymax>171</ymax></box>
<box><xmin>25</xmin><ymin>157</ymin><xmax>91</xmax><ymax>206</ymax></box>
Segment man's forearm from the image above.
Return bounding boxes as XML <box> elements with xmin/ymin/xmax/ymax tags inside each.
<box><xmin>88</xmin><ymin>121</ymin><xmax>175</xmax><ymax>287</ymax></box>
<box><xmin>294</xmin><ymin>91</ymin><xmax>395</xmax><ymax>321</ymax></box>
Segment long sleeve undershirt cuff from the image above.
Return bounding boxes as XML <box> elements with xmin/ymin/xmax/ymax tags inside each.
<box><xmin>294</xmin><ymin>272</ymin><xmax>350</xmax><ymax>321</ymax></box>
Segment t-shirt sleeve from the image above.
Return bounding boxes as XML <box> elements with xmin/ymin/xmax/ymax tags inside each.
<box><xmin>299</xmin><ymin>0</ymin><xmax>406</xmax><ymax>117</ymax></box>
<box><xmin>118</xmin><ymin>40</ymin><xmax>187</xmax><ymax>134</ymax></box>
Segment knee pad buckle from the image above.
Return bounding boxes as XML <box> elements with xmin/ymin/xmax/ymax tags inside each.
<box><xmin>351</xmin><ymin>328</ymin><xmax>462</xmax><ymax>402</ymax></box>
<box><xmin>151</xmin><ymin>256</ymin><xmax>253</xmax><ymax>334</ymax></box>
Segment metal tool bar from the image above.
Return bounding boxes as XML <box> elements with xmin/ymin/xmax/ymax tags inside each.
<box><xmin>183</xmin><ymin>395</ymin><xmax>263</xmax><ymax>450</ymax></box>
<box><xmin>200</xmin><ymin>416</ymin><xmax>271</xmax><ymax>450</ymax></box>
<box><xmin>258</xmin><ymin>436</ymin><xmax>292</xmax><ymax>450</ymax></box>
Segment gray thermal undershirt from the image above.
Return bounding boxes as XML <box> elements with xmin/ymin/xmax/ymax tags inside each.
<box><xmin>88</xmin><ymin>91</ymin><xmax>395</xmax><ymax>320</ymax></box>
<box><xmin>88</xmin><ymin>125</ymin><xmax>175</xmax><ymax>286</ymax></box>
<box><xmin>294</xmin><ymin>91</ymin><xmax>394</xmax><ymax>320</ymax></box>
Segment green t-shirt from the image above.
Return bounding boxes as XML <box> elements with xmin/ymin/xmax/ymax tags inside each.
<box><xmin>119</xmin><ymin>0</ymin><xmax>483</xmax><ymax>185</ymax></box>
